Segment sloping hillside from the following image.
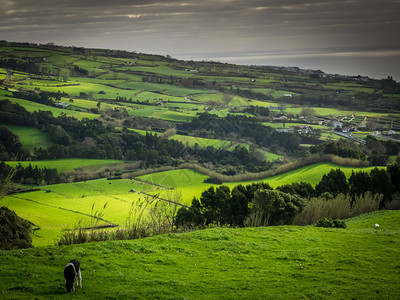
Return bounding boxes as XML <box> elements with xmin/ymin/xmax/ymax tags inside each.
<box><xmin>0</xmin><ymin>210</ymin><xmax>399</xmax><ymax>299</ymax></box>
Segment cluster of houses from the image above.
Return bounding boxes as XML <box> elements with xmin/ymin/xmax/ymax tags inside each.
<box><xmin>272</xmin><ymin>114</ymin><xmax>397</xmax><ymax>136</ymax></box>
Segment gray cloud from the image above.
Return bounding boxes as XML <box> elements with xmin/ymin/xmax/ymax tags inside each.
<box><xmin>1</xmin><ymin>0</ymin><xmax>399</xmax><ymax>73</ymax></box>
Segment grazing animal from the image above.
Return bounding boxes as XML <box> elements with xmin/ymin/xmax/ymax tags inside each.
<box><xmin>64</xmin><ymin>259</ymin><xmax>82</xmax><ymax>292</ymax></box>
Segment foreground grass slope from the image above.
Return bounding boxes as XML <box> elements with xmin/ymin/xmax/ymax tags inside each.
<box><xmin>0</xmin><ymin>210</ymin><xmax>399</xmax><ymax>299</ymax></box>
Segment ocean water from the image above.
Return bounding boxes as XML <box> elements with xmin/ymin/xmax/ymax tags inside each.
<box><xmin>175</xmin><ymin>48</ymin><xmax>400</xmax><ymax>81</ymax></box>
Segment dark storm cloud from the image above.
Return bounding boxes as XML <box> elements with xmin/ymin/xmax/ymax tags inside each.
<box><xmin>1</xmin><ymin>0</ymin><xmax>399</xmax><ymax>55</ymax></box>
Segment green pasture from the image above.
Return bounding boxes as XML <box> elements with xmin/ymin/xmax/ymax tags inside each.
<box><xmin>322</xmin><ymin>82</ymin><xmax>375</xmax><ymax>94</ymax></box>
<box><xmin>163</xmin><ymin>102</ymin><xmax>202</xmax><ymax>110</ymax></box>
<box><xmin>199</xmin><ymin>75</ymin><xmax>261</xmax><ymax>84</ymax></box>
<box><xmin>250</xmin><ymin>88</ymin><xmax>299</xmax><ymax>98</ymax></box>
<box><xmin>69</xmin><ymin>98</ymin><xmax>121</xmax><ymax>111</ymax></box>
<box><xmin>128</xmin><ymin>128</ymin><xmax>160</xmax><ymax>136</ymax></box>
<box><xmin>138</xmin><ymin>169</ymin><xmax>210</xmax><ymax>203</ymax></box>
<box><xmin>169</xmin><ymin>135</ymin><xmax>231</xmax><ymax>149</ymax></box>
<box><xmin>19</xmin><ymin>78</ymin><xmax>139</xmax><ymax>100</ymax></box>
<box><xmin>128</xmin><ymin>105</ymin><xmax>197</xmax><ymax>121</ymax></box>
<box><xmin>282</xmin><ymin>105</ymin><xmax>391</xmax><ymax>118</ymax></box>
<box><xmin>258</xmin><ymin>149</ymin><xmax>282</xmax><ymax>161</ymax></box>
<box><xmin>5</xmin><ymin>159</ymin><xmax>124</xmax><ymax>173</ymax></box>
<box><xmin>1</xmin><ymin>124</ymin><xmax>54</xmax><ymax>153</ymax></box>
<box><xmin>0</xmin><ymin>210</ymin><xmax>399</xmax><ymax>298</ymax></box>
<box><xmin>0</xmin><ymin>69</ymin><xmax>6</xmax><ymax>80</ymax></box>
<box><xmin>264</xmin><ymin>122</ymin><xmax>327</xmax><ymax>130</ymax></box>
<box><xmin>44</xmin><ymin>54</ymin><xmax>78</xmax><ymax>66</ymax></box>
<box><xmin>157</xmin><ymin>111</ymin><xmax>196</xmax><ymax>122</ymax></box>
<box><xmin>1</xmin><ymin>195</ymin><xmax>96</xmax><ymax>245</ymax></box>
<box><xmin>135</xmin><ymin>91</ymin><xmax>188</xmax><ymax>103</ymax></box>
<box><xmin>13</xmin><ymin>78</ymin><xmax>64</xmax><ymax>87</ymax></box>
<box><xmin>320</xmin><ymin>131</ymin><xmax>341</xmax><ymax>141</ymax></box>
<box><xmin>73</xmin><ymin>59</ymin><xmax>105</xmax><ymax>69</ymax></box>
<box><xmin>352</xmin><ymin>131</ymin><xmax>371</xmax><ymax>139</ymax></box>
<box><xmin>41</xmin><ymin>81</ymin><xmax>140</xmax><ymax>100</ymax></box>
<box><xmin>3</xmin><ymin>96</ymin><xmax>98</xmax><ymax>119</ymax></box>
<box><xmin>138</xmin><ymin>163</ymin><xmax>381</xmax><ymax>202</ymax></box>
<box><xmin>193</xmin><ymin>93</ymin><xmax>249</xmax><ymax>106</ymax></box>
<box><xmin>116</xmin><ymin>65</ymin><xmax>191</xmax><ymax>77</ymax></box>
<box><xmin>0</xmin><ymin>46</ymin><xmax>50</xmax><ymax>54</ymax></box>
<box><xmin>118</xmin><ymin>81</ymin><xmax>210</xmax><ymax>97</ymax></box>
<box><xmin>136</xmin><ymin>58</ymin><xmax>168</xmax><ymax>66</ymax></box>
<box><xmin>8</xmin><ymin>71</ymin><xmax>30</xmax><ymax>81</ymax></box>
<box><xmin>72</xmin><ymin>77</ymin><xmax>126</xmax><ymax>86</ymax></box>
<box><xmin>1</xmin><ymin>178</ymin><xmax>162</xmax><ymax>246</ymax></box>
<box><xmin>97</xmin><ymin>72</ymin><xmax>143</xmax><ymax>81</ymax></box>
<box><xmin>248</xmin><ymin>163</ymin><xmax>379</xmax><ymax>189</ymax></box>
<box><xmin>128</xmin><ymin>105</ymin><xmax>159</xmax><ymax>117</ymax></box>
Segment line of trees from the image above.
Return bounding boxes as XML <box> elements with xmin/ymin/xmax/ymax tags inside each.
<box><xmin>175</xmin><ymin>164</ymin><xmax>400</xmax><ymax>228</ymax></box>
<box><xmin>0</xmin><ymin>162</ymin><xmax>60</xmax><ymax>185</ymax></box>
<box><xmin>310</xmin><ymin>138</ymin><xmax>400</xmax><ymax>165</ymax></box>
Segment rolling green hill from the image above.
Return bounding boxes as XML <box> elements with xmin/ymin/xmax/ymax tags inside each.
<box><xmin>0</xmin><ymin>210</ymin><xmax>399</xmax><ymax>299</ymax></box>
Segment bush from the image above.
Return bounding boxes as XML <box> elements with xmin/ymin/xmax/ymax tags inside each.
<box><xmin>0</xmin><ymin>206</ymin><xmax>33</xmax><ymax>250</ymax></box>
<box><xmin>316</xmin><ymin>217</ymin><xmax>346</xmax><ymax>228</ymax></box>
<box><xmin>333</xmin><ymin>219</ymin><xmax>347</xmax><ymax>228</ymax></box>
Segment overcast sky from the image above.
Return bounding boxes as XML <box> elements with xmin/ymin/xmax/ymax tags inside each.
<box><xmin>1</xmin><ymin>0</ymin><xmax>400</xmax><ymax>78</ymax></box>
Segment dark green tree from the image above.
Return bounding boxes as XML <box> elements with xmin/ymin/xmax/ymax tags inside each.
<box><xmin>387</xmin><ymin>163</ymin><xmax>400</xmax><ymax>193</ymax></box>
<box><xmin>348</xmin><ymin>170</ymin><xmax>372</xmax><ymax>196</ymax></box>
<box><xmin>315</xmin><ymin>169</ymin><xmax>348</xmax><ymax>196</ymax></box>
<box><xmin>248</xmin><ymin>189</ymin><xmax>306</xmax><ymax>226</ymax></box>
<box><xmin>370</xmin><ymin>168</ymin><xmax>393</xmax><ymax>202</ymax></box>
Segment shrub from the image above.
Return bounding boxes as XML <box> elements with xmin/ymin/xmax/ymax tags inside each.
<box><xmin>333</xmin><ymin>219</ymin><xmax>347</xmax><ymax>228</ymax></box>
<box><xmin>316</xmin><ymin>218</ymin><xmax>334</xmax><ymax>228</ymax></box>
<box><xmin>0</xmin><ymin>206</ymin><xmax>33</xmax><ymax>250</ymax></box>
<box><xmin>316</xmin><ymin>217</ymin><xmax>346</xmax><ymax>228</ymax></box>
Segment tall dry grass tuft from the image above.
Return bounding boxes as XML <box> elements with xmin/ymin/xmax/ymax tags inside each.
<box><xmin>294</xmin><ymin>194</ymin><xmax>351</xmax><ymax>225</ymax></box>
<box><xmin>57</xmin><ymin>192</ymin><xmax>183</xmax><ymax>245</ymax></box>
<box><xmin>351</xmin><ymin>192</ymin><xmax>382</xmax><ymax>216</ymax></box>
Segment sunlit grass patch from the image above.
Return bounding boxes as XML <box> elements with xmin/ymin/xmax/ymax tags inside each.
<box><xmin>3</xmin><ymin>96</ymin><xmax>98</xmax><ymax>119</ymax></box>
<box><xmin>5</xmin><ymin>159</ymin><xmax>124</xmax><ymax>173</ymax></box>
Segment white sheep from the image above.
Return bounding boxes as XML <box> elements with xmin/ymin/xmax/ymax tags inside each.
<box><xmin>374</xmin><ymin>223</ymin><xmax>380</xmax><ymax>228</ymax></box>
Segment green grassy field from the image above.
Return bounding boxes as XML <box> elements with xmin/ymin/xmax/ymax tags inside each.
<box><xmin>264</xmin><ymin>122</ymin><xmax>327</xmax><ymax>130</ymax></box>
<box><xmin>1</xmin><ymin>124</ymin><xmax>54</xmax><ymax>153</ymax></box>
<box><xmin>128</xmin><ymin>105</ymin><xmax>197</xmax><ymax>121</ymax></box>
<box><xmin>168</xmin><ymin>134</ymin><xmax>231</xmax><ymax>148</ymax></box>
<box><xmin>2</xmin><ymin>96</ymin><xmax>98</xmax><ymax>119</ymax></box>
<box><xmin>0</xmin><ymin>210</ymin><xmax>398</xmax><ymax>299</ymax></box>
<box><xmin>138</xmin><ymin>163</ymin><xmax>380</xmax><ymax>202</ymax></box>
<box><xmin>118</xmin><ymin>81</ymin><xmax>210</xmax><ymax>97</ymax></box>
<box><xmin>2</xmin><ymin>177</ymin><xmax>159</xmax><ymax>246</ymax></box>
<box><xmin>5</xmin><ymin>159</ymin><xmax>125</xmax><ymax>173</ymax></box>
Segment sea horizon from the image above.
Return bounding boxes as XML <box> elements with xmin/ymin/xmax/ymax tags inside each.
<box><xmin>174</xmin><ymin>47</ymin><xmax>400</xmax><ymax>82</ymax></box>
